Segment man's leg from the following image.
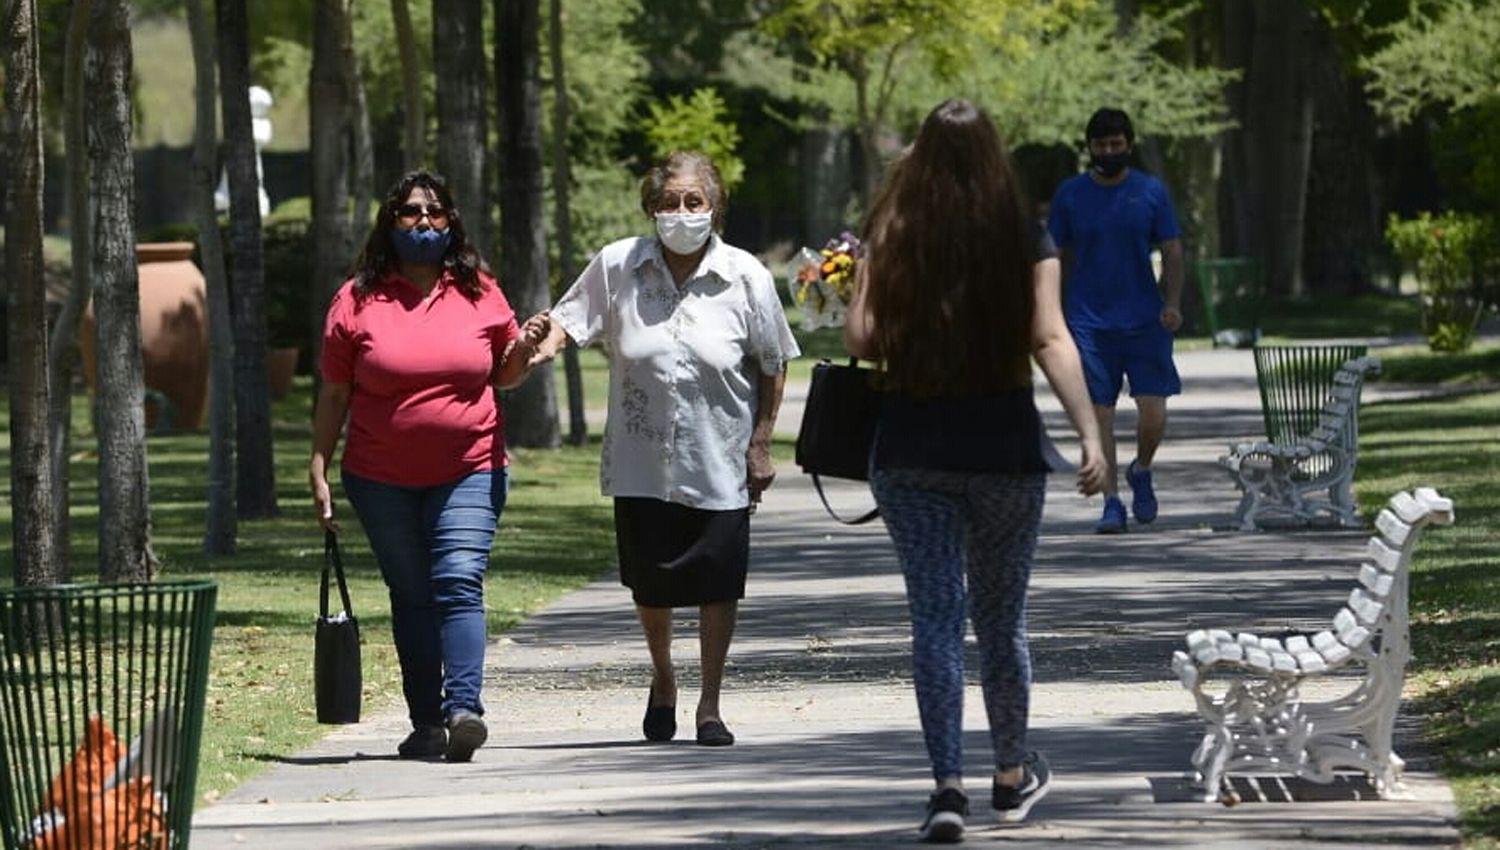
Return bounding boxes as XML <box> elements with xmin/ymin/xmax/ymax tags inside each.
<box><xmin>1095</xmin><ymin>404</ymin><xmax>1119</xmax><ymax>497</ymax></box>
<box><xmin>1121</xmin><ymin>321</ymin><xmax>1181</xmax><ymax>524</ymax></box>
<box><xmin>1134</xmin><ymin>396</ymin><xmax>1168</xmax><ymax>468</ymax></box>
<box><xmin>1072</xmin><ymin>326</ymin><xmax>1129</xmax><ymax>532</ymax></box>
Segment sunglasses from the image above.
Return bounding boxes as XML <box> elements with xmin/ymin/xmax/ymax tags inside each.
<box><xmin>395</xmin><ymin>203</ymin><xmax>451</xmax><ymax>225</ymax></box>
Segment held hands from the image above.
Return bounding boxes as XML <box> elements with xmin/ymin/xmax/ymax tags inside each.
<box><xmin>520</xmin><ymin>312</ymin><xmax>562</xmax><ymax>369</ymax></box>
<box><xmin>1076</xmin><ymin>439</ymin><xmax>1108</xmax><ymax>497</ymax></box>
<box><xmin>747</xmin><ymin>442</ymin><xmax>776</xmax><ymax>507</ymax></box>
<box><xmin>1160</xmin><ymin>305</ymin><xmax>1183</xmax><ymax>333</ymax></box>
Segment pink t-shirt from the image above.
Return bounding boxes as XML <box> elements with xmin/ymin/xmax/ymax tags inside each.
<box><xmin>321</xmin><ymin>270</ymin><xmax>519</xmax><ymax>487</ymax></box>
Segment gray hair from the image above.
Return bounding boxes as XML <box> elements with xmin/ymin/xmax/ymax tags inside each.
<box><xmin>639</xmin><ymin>150</ymin><xmax>728</xmax><ymax>231</ymax></box>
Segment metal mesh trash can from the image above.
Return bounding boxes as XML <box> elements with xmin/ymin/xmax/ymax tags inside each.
<box><xmin>1194</xmin><ymin>258</ymin><xmax>1264</xmax><ymax>347</ymax></box>
<box><xmin>0</xmin><ymin>581</ymin><xmax>217</xmax><ymax>850</ymax></box>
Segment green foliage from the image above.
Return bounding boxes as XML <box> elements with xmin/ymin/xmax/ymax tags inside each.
<box><xmin>642</xmin><ymin>88</ymin><xmax>746</xmax><ymax>191</ymax></box>
<box><xmin>753</xmin><ymin>1</ymin><xmax>1232</xmax><ymax>152</ymax></box>
<box><xmin>544</xmin><ymin>0</ymin><xmax>652</xmax><ymax>270</ymax></box>
<box><xmin>1386</xmin><ymin>211</ymin><xmax>1499</xmax><ymax>352</ymax></box>
<box><xmin>1432</xmin><ymin>99</ymin><xmax>1500</xmax><ymax>214</ymax></box>
<box><xmin>1363</xmin><ymin>1</ymin><xmax>1500</xmax><ymax>124</ymax></box>
<box><xmin>962</xmin><ymin>7</ymin><xmax>1238</xmax><ymax>150</ymax></box>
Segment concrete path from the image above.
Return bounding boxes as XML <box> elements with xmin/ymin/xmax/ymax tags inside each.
<box><xmin>193</xmin><ymin>348</ymin><xmax>1459</xmax><ymax>848</ymax></box>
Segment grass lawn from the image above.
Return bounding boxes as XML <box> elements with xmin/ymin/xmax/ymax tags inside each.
<box><xmin>0</xmin><ymin>380</ymin><xmax>613</xmax><ymax>804</ymax></box>
<box><xmin>1356</xmin><ymin>390</ymin><xmax>1500</xmax><ymax>846</ymax></box>
<box><xmin>1370</xmin><ymin>341</ymin><xmax>1500</xmax><ymax>386</ymax></box>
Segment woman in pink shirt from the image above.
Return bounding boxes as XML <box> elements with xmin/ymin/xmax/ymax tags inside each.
<box><xmin>309</xmin><ymin>171</ymin><xmax>543</xmax><ymax>762</ymax></box>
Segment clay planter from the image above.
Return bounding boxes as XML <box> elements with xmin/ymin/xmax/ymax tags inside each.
<box><xmin>82</xmin><ymin>242</ymin><xmax>209</xmax><ymax>432</ymax></box>
<box><xmin>266</xmin><ymin>346</ymin><xmax>300</xmax><ymax>401</ymax></box>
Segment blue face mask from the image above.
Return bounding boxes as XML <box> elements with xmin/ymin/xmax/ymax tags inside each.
<box><xmin>390</xmin><ymin>227</ymin><xmax>452</xmax><ymax>265</ymax></box>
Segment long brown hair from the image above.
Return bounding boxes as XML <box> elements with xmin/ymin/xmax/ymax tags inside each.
<box><xmin>864</xmin><ymin>99</ymin><xmax>1035</xmax><ymax>396</ymax></box>
<box><xmin>351</xmin><ymin>170</ymin><xmax>485</xmax><ymax>298</ymax></box>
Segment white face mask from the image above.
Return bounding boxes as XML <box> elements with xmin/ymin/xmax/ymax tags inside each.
<box><xmin>655</xmin><ymin>212</ymin><xmax>714</xmax><ymax>256</ymax></box>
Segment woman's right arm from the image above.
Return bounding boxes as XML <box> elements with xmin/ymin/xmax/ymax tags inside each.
<box><xmin>1030</xmin><ymin>257</ymin><xmax>1107</xmax><ymax>496</ymax></box>
<box><xmin>309</xmin><ymin>381</ymin><xmax>352</xmax><ymax>532</ymax></box>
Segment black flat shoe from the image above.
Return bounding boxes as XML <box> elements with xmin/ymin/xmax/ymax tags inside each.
<box><xmin>695</xmin><ymin>719</ymin><xmax>735</xmax><ymax>747</ymax></box>
<box><xmin>643</xmin><ymin>687</ymin><xmax>676</xmax><ymax>742</ymax></box>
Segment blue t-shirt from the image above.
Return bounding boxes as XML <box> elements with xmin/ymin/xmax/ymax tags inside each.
<box><xmin>1047</xmin><ymin>170</ymin><xmax>1180</xmax><ymax>331</ymax></box>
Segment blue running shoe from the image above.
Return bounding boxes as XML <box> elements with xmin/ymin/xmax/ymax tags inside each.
<box><xmin>1096</xmin><ymin>496</ymin><xmax>1127</xmax><ymax>534</ymax></box>
<box><xmin>1126</xmin><ymin>459</ymin><xmax>1158</xmax><ymax>524</ymax></box>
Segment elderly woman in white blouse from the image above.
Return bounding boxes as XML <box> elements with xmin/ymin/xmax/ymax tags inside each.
<box><xmin>521</xmin><ymin>151</ymin><xmax>800</xmax><ymax>747</ymax></box>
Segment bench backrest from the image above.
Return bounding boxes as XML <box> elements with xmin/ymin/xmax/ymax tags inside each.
<box><xmin>1334</xmin><ymin>488</ymin><xmax>1453</xmax><ymax>667</ymax></box>
<box><xmin>1253</xmin><ymin>344</ymin><xmax>1369</xmax><ymax>445</ymax></box>
<box><xmin>1304</xmin><ymin>356</ymin><xmax>1381</xmax><ymax>460</ymax></box>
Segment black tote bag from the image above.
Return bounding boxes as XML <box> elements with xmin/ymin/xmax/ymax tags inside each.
<box><xmin>795</xmin><ymin>358</ymin><xmax>882</xmax><ymax>525</ymax></box>
<box><xmin>315</xmin><ymin>531</ymin><xmax>362</xmax><ymax>724</ymax></box>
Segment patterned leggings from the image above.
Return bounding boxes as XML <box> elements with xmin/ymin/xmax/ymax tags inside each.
<box><xmin>870</xmin><ymin>468</ymin><xmax>1046</xmax><ymax>781</ymax></box>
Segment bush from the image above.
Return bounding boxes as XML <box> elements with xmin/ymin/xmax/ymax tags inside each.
<box><xmin>1385</xmin><ymin>212</ymin><xmax>1498</xmax><ymax>352</ymax></box>
<box><xmin>642</xmin><ymin>88</ymin><xmax>746</xmax><ymax>192</ymax></box>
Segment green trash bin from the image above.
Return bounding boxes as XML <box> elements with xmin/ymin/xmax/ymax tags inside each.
<box><xmin>1253</xmin><ymin>344</ymin><xmax>1369</xmax><ymax>479</ymax></box>
<box><xmin>0</xmin><ymin>581</ymin><xmax>216</xmax><ymax>850</ymax></box>
<box><xmin>1194</xmin><ymin>258</ymin><xmax>1264</xmax><ymax>348</ymax></box>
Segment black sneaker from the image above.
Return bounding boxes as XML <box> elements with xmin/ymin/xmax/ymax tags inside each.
<box><xmin>445</xmin><ymin>709</ymin><xmax>488</xmax><ymax>762</ymax></box>
<box><xmin>992</xmin><ymin>752</ymin><xmax>1050</xmax><ymax>823</ymax></box>
<box><xmin>396</xmin><ymin>725</ymin><xmax>446</xmax><ymax>759</ymax></box>
<box><xmin>918</xmin><ymin>787</ymin><xmax>968</xmax><ymax>843</ymax></box>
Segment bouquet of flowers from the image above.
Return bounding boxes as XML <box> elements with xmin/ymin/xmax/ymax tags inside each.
<box><xmin>786</xmin><ymin>232</ymin><xmax>862</xmax><ymax>330</ymax></box>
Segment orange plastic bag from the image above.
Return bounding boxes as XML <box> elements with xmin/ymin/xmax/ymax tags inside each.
<box><xmin>31</xmin><ymin>716</ymin><xmax>167</xmax><ymax>850</ymax></box>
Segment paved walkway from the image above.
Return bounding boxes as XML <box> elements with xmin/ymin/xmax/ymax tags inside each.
<box><xmin>193</xmin><ymin>348</ymin><xmax>1459</xmax><ymax>848</ymax></box>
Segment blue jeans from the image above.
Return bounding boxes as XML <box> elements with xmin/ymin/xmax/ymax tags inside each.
<box><xmin>342</xmin><ymin>469</ymin><xmax>507</xmax><ymax>728</ymax></box>
<box><xmin>870</xmin><ymin>468</ymin><xmax>1046</xmax><ymax>781</ymax></box>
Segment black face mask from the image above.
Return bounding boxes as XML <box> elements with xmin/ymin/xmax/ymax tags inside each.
<box><xmin>1090</xmin><ymin>151</ymin><xmax>1130</xmax><ymax>178</ymax></box>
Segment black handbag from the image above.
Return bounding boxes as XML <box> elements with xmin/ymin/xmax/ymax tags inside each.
<box><xmin>315</xmin><ymin>531</ymin><xmax>362</xmax><ymax>724</ymax></box>
<box><xmin>795</xmin><ymin>358</ymin><xmax>882</xmax><ymax>525</ymax></box>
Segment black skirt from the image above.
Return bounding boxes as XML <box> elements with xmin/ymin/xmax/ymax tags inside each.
<box><xmin>614</xmin><ymin>497</ymin><xmax>750</xmax><ymax>608</ymax></box>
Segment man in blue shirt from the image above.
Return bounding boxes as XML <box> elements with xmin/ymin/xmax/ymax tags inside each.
<box><xmin>1047</xmin><ymin>108</ymin><xmax>1184</xmax><ymax>534</ymax></box>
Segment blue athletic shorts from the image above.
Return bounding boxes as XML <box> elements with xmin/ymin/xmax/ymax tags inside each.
<box><xmin>1069</xmin><ymin>323</ymin><xmax>1182</xmax><ymax>406</ymax></box>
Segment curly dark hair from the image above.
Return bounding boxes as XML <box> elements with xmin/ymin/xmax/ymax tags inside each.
<box><xmin>863</xmin><ymin>99</ymin><xmax>1036</xmax><ymax>397</ymax></box>
<box><xmin>350</xmin><ymin>170</ymin><xmax>485</xmax><ymax>298</ymax></box>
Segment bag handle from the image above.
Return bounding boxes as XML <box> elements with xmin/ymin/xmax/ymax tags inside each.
<box><xmin>811</xmin><ymin>474</ymin><xmax>880</xmax><ymax>525</ymax></box>
<box><xmin>321</xmin><ymin>531</ymin><xmax>357</xmax><ymax>620</ymax></box>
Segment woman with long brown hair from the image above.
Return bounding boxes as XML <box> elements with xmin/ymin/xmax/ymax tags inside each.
<box><xmin>845</xmin><ymin>100</ymin><xmax>1106</xmax><ymax>840</ymax></box>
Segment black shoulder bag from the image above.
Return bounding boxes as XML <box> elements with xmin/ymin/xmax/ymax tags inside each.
<box><xmin>795</xmin><ymin>358</ymin><xmax>882</xmax><ymax>525</ymax></box>
<box><xmin>315</xmin><ymin>531</ymin><xmax>362</xmax><ymax>724</ymax></box>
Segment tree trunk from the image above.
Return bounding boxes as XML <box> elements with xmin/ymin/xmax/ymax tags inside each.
<box><xmin>345</xmin><ymin>23</ymin><xmax>376</xmax><ymax>235</ymax></box>
<box><xmin>49</xmin><ymin>0</ymin><xmax>96</xmax><ymax>574</ymax></box>
<box><xmin>218</xmin><ymin>0</ymin><xmax>279</xmax><ymax>519</ymax></box>
<box><xmin>391</xmin><ymin>0</ymin><xmax>424</xmax><ymax>170</ymax></box>
<box><xmin>88</xmin><ymin>0</ymin><xmax>155</xmax><ymax>582</ymax></box>
<box><xmin>1303</xmin><ymin>17</ymin><xmax>1379</xmax><ymax>296</ymax></box>
<box><xmin>311</xmin><ymin>0</ymin><xmax>353</xmax><ymax>386</ymax></box>
<box><xmin>188</xmin><ymin>0</ymin><xmax>236</xmax><ymax>554</ymax></box>
<box><xmin>5</xmin><ymin>0</ymin><xmax>60</xmax><ymax>586</ymax></box>
<box><xmin>850</xmin><ymin>58</ymin><xmax>882</xmax><ymax>208</ymax></box>
<box><xmin>548</xmin><ymin>0</ymin><xmax>586</xmax><ymax>445</ymax></box>
<box><xmin>435</xmin><ymin>0</ymin><xmax>489</xmax><ymax>258</ymax></box>
<box><xmin>497</xmin><ymin>0</ymin><xmax>560</xmax><ymax>448</ymax></box>
<box><xmin>1222</xmin><ymin>0</ymin><xmax>1316</xmax><ymax>298</ymax></box>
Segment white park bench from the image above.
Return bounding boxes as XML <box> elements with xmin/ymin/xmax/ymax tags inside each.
<box><xmin>1220</xmin><ymin>356</ymin><xmax>1382</xmax><ymax>530</ymax></box>
<box><xmin>1170</xmin><ymin>487</ymin><xmax>1454</xmax><ymax>803</ymax></box>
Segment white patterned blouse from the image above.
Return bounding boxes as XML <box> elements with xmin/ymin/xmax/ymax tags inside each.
<box><xmin>550</xmin><ymin>234</ymin><xmax>801</xmax><ymax>511</ymax></box>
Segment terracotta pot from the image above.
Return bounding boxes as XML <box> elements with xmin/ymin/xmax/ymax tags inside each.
<box><xmin>266</xmin><ymin>346</ymin><xmax>300</xmax><ymax>401</ymax></box>
<box><xmin>80</xmin><ymin>242</ymin><xmax>209</xmax><ymax>431</ymax></box>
